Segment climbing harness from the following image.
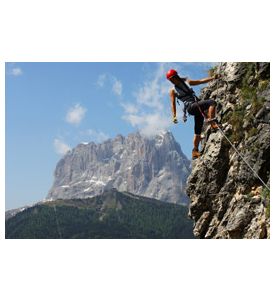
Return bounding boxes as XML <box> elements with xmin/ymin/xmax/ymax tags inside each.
<box><xmin>199</xmin><ymin>63</ymin><xmax>270</xmax><ymax>191</ymax></box>
<box><xmin>174</xmin><ymin>77</ymin><xmax>199</xmax><ymax>122</ymax></box>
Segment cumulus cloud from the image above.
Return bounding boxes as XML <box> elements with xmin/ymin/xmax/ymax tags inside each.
<box><xmin>96</xmin><ymin>74</ymin><xmax>107</xmax><ymax>87</ymax></box>
<box><xmin>8</xmin><ymin>67</ymin><xmax>23</xmax><ymax>76</ymax></box>
<box><xmin>65</xmin><ymin>104</ymin><xmax>87</xmax><ymax>125</ymax></box>
<box><xmin>112</xmin><ymin>79</ymin><xmax>122</xmax><ymax>96</ymax></box>
<box><xmin>134</xmin><ymin>62</ymin><xmax>171</xmax><ymax>110</ymax></box>
<box><xmin>54</xmin><ymin>139</ymin><xmax>71</xmax><ymax>155</ymax></box>
<box><xmin>97</xmin><ymin>74</ymin><xmax>123</xmax><ymax>97</ymax></box>
<box><xmin>121</xmin><ymin>62</ymin><xmax>175</xmax><ymax>137</ymax></box>
<box><xmin>123</xmin><ymin>112</ymin><xmax>170</xmax><ymax>137</ymax></box>
<box><xmin>120</xmin><ymin>102</ymin><xmax>139</xmax><ymax>114</ymax></box>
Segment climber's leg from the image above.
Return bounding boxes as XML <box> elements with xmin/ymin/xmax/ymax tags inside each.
<box><xmin>192</xmin><ymin>114</ymin><xmax>204</xmax><ymax>159</ymax></box>
<box><xmin>192</xmin><ymin>134</ymin><xmax>201</xmax><ymax>159</ymax></box>
<box><xmin>208</xmin><ymin>105</ymin><xmax>216</xmax><ymax>119</ymax></box>
<box><xmin>208</xmin><ymin>105</ymin><xmax>219</xmax><ymax>130</ymax></box>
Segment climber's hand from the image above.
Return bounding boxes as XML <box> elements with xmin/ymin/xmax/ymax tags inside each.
<box><xmin>172</xmin><ymin>116</ymin><xmax>178</xmax><ymax>124</ymax></box>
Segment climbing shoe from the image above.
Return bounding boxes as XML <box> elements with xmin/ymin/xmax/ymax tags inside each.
<box><xmin>192</xmin><ymin>148</ymin><xmax>201</xmax><ymax>160</ymax></box>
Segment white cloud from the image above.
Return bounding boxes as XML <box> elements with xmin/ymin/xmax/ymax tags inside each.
<box><xmin>54</xmin><ymin>139</ymin><xmax>71</xmax><ymax>155</ymax></box>
<box><xmin>122</xmin><ymin>114</ymin><xmax>144</xmax><ymax>127</ymax></box>
<box><xmin>82</xmin><ymin>129</ymin><xmax>109</xmax><ymax>143</ymax></box>
<box><xmin>134</xmin><ymin>62</ymin><xmax>170</xmax><ymax>110</ymax></box>
<box><xmin>123</xmin><ymin>112</ymin><xmax>170</xmax><ymax>138</ymax></box>
<box><xmin>121</xmin><ymin>62</ymin><xmax>174</xmax><ymax>137</ymax></box>
<box><xmin>120</xmin><ymin>102</ymin><xmax>139</xmax><ymax>114</ymax></box>
<box><xmin>96</xmin><ymin>74</ymin><xmax>123</xmax><ymax>97</ymax></box>
<box><xmin>9</xmin><ymin>67</ymin><xmax>23</xmax><ymax>76</ymax></box>
<box><xmin>112</xmin><ymin>79</ymin><xmax>122</xmax><ymax>96</ymax></box>
<box><xmin>96</xmin><ymin>74</ymin><xmax>107</xmax><ymax>87</ymax></box>
<box><xmin>65</xmin><ymin>104</ymin><xmax>87</xmax><ymax>125</ymax></box>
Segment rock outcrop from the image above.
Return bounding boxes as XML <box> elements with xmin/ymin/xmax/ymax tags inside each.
<box><xmin>187</xmin><ymin>62</ymin><xmax>270</xmax><ymax>238</ymax></box>
<box><xmin>47</xmin><ymin>131</ymin><xmax>191</xmax><ymax>204</ymax></box>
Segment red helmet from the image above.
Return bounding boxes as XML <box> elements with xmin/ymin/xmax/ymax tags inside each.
<box><xmin>166</xmin><ymin>69</ymin><xmax>178</xmax><ymax>80</ymax></box>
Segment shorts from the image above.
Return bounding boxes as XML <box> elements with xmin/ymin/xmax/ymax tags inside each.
<box><xmin>187</xmin><ymin>99</ymin><xmax>217</xmax><ymax>135</ymax></box>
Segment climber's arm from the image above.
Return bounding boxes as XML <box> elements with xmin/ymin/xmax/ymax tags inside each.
<box><xmin>170</xmin><ymin>89</ymin><xmax>178</xmax><ymax>123</ymax></box>
<box><xmin>188</xmin><ymin>77</ymin><xmax>215</xmax><ymax>86</ymax></box>
<box><xmin>188</xmin><ymin>74</ymin><xmax>221</xmax><ymax>86</ymax></box>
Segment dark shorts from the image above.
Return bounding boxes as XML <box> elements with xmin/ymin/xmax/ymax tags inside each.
<box><xmin>187</xmin><ymin>99</ymin><xmax>217</xmax><ymax>135</ymax></box>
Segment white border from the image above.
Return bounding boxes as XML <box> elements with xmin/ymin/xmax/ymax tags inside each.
<box><xmin>1</xmin><ymin>1</ymin><xmax>274</xmax><ymax>300</ymax></box>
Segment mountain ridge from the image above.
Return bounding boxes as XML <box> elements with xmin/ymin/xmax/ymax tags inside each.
<box><xmin>6</xmin><ymin>189</ymin><xmax>194</xmax><ymax>239</ymax></box>
<box><xmin>47</xmin><ymin>130</ymin><xmax>191</xmax><ymax>204</ymax></box>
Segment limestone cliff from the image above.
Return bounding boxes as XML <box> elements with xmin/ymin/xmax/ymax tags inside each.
<box><xmin>187</xmin><ymin>62</ymin><xmax>270</xmax><ymax>238</ymax></box>
<box><xmin>47</xmin><ymin>131</ymin><xmax>191</xmax><ymax>204</ymax></box>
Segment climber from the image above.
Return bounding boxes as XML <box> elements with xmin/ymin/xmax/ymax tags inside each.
<box><xmin>166</xmin><ymin>69</ymin><xmax>220</xmax><ymax>160</ymax></box>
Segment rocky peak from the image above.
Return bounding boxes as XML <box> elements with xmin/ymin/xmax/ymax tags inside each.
<box><xmin>47</xmin><ymin>130</ymin><xmax>191</xmax><ymax>204</ymax></box>
<box><xmin>187</xmin><ymin>62</ymin><xmax>270</xmax><ymax>238</ymax></box>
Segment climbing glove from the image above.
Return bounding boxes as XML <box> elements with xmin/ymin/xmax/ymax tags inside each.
<box><xmin>172</xmin><ymin>116</ymin><xmax>178</xmax><ymax>124</ymax></box>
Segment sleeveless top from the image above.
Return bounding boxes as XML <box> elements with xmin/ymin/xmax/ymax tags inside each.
<box><xmin>174</xmin><ymin>77</ymin><xmax>197</xmax><ymax>103</ymax></box>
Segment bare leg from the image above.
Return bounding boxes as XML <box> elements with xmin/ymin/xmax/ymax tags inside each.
<box><xmin>193</xmin><ymin>134</ymin><xmax>201</xmax><ymax>150</ymax></box>
<box><xmin>208</xmin><ymin>105</ymin><xmax>218</xmax><ymax>129</ymax></box>
<box><xmin>192</xmin><ymin>134</ymin><xmax>201</xmax><ymax>159</ymax></box>
<box><xmin>208</xmin><ymin>105</ymin><xmax>216</xmax><ymax>119</ymax></box>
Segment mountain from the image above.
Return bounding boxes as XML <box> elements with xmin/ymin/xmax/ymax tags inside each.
<box><xmin>5</xmin><ymin>206</ymin><xmax>30</xmax><ymax>220</ymax></box>
<box><xmin>187</xmin><ymin>62</ymin><xmax>270</xmax><ymax>238</ymax></box>
<box><xmin>5</xmin><ymin>189</ymin><xmax>194</xmax><ymax>239</ymax></box>
<box><xmin>47</xmin><ymin>131</ymin><xmax>191</xmax><ymax>204</ymax></box>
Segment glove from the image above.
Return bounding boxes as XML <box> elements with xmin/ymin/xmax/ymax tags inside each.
<box><xmin>172</xmin><ymin>116</ymin><xmax>178</xmax><ymax>124</ymax></box>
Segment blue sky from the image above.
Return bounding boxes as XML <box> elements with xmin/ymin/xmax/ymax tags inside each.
<box><xmin>6</xmin><ymin>62</ymin><xmax>217</xmax><ymax>209</ymax></box>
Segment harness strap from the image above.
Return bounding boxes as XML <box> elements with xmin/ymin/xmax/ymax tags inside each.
<box><xmin>175</xmin><ymin>78</ymin><xmax>197</xmax><ymax>123</ymax></box>
<box><xmin>195</xmin><ymin>99</ymin><xmax>207</xmax><ymax>119</ymax></box>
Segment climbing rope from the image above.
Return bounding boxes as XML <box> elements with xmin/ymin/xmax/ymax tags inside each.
<box><xmin>216</xmin><ymin>125</ymin><xmax>270</xmax><ymax>191</ymax></box>
<box><xmin>211</xmin><ymin>63</ymin><xmax>270</xmax><ymax>191</ymax></box>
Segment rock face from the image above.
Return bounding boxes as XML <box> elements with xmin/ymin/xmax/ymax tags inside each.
<box><xmin>187</xmin><ymin>62</ymin><xmax>270</xmax><ymax>238</ymax></box>
<box><xmin>47</xmin><ymin>131</ymin><xmax>191</xmax><ymax>204</ymax></box>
